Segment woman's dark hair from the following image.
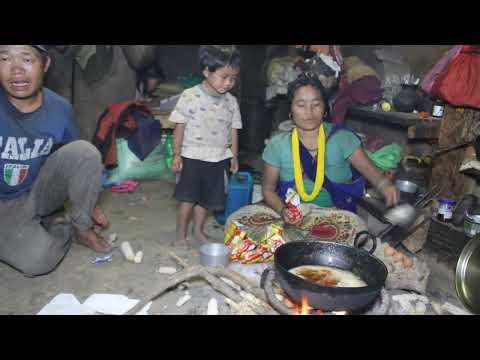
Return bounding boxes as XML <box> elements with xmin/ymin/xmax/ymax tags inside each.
<box><xmin>199</xmin><ymin>45</ymin><xmax>241</xmax><ymax>72</ymax></box>
<box><xmin>287</xmin><ymin>72</ymin><xmax>328</xmax><ymax>105</ymax></box>
<box><xmin>136</xmin><ymin>62</ymin><xmax>166</xmax><ymax>95</ymax></box>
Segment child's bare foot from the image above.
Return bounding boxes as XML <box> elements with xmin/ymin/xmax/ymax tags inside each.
<box><xmin>75</xmin><ymin>228</ymin><xmax>113</xmax><ymax>253</ymax></box>
<box><xmin>193</xmin><ymin>230</ymin><xmax>209</xmax><ymax>244</ymax></box>
<box><xmin>171</xmin><ymin>237</ymin><xmax>192</xmax><ymax>249</ymax></box>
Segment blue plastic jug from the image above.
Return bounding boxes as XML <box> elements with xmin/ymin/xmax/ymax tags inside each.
<box><xmin>216</xmin><ymin>172</ymin><xmax>254</xmax><ymax>225</ymax></box>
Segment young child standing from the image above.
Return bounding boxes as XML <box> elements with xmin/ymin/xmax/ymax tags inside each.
<box><xmin>170</xmin><ymin>45</ymin><xmax>242</xmax><ymax>247</ymax></box>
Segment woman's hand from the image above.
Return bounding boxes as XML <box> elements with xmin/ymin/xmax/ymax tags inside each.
<box><xmin>172</xmin><ymin>155</ymin><xmax>183</xmax><ymax>173</ymax></box>
<box><xmin>282</xmin><ymin>207</ymin><xmax>303</xmax><ymax>226</ymax></box>
<box><xmin>349</xmin><ymin>148</ymin><xmax>400</xmax><ymax>207</ymax></box>
<box><xmin>382</xmin><ymin>185</ymin><xmax>400</xmax><ymax>208</ymax></box>
<box><xmin>230</xmin><ymin>157</ymin><xmax>239</xmax><ymax>174</ymax></box>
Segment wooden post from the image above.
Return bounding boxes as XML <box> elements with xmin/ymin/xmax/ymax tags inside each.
<box><xmin>431</xmin><ymin>106</ymin><xmax>480</xmax><ymax>200</ymax></box>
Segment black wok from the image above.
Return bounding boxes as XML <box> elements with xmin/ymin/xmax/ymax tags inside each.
<box><xmin>274</xmin><ymin>240</ymin><xmax>388</xmax><ymax>312</ymax></box>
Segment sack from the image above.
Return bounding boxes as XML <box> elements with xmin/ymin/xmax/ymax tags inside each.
<box><xmin>421</xmin><ymin>46</ymin><xmax>463</xmax><ymax>94</ymax></box>
<box><xmin>432</xmin><ymin>45</ymin><xmax>480</xmax><ymax>109</ymax></box>
<box><xmin>344</xmin><ymin>56</ymin><xmax>380</xmax><ymax>84</ymax></box>
<box><xmin>107</xmin><ymin>138</ymin><xmax>172</xmax><ymax>184</ymax></box>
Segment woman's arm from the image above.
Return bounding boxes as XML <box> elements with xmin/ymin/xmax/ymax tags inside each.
<box><xmin>262</xmin><ymin>163</ymin><xmax>285</xmax><ymax>214</ymax></box>
<box><xmin>349</xmin><ymin>147</ymin><xmax>399</xmax><ymax>207</ymax></box>
<box><xmin>263</xmin><ymin>163</ymin><xmax>302</xmax><ymax>225</ymax></box>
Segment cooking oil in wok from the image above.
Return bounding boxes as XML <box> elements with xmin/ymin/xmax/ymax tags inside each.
<box><xmin>289</xmin><ymin>265</ymin><xmax>367</xmax><ymax>288</ymax></box>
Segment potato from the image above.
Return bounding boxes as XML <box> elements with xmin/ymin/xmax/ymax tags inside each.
<box><xmin>393</xmin><ymin>251</ymin><xmax>405</xmax><ymax>263</ymax></box>
<box><xmin>403</xmin><ymin>257</ymin><xmax>414</xmax><ymax>269</ymax></box>
<box><xmin>384</xmin><ymin>246</ymin><xmax>395</xmax><ymax>257</ymax></box>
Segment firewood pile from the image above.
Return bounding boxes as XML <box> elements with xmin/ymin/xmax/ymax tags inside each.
<box><xmin>127</xmin><ymin>252</ymin><xmax>278</xmax><ymax>315</ymax></box>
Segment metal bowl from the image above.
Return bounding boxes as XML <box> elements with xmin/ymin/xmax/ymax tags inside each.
<box><xmin>200</xmin><ymin>243</ymin><xmax>230</xmax><ymax>268</ymax></box>
<box><xmin>456</xmin><ymin>236</ymin><xmax>480</xmax><ymax>314</ymax></box>
<box><xmin>384</xmin><ymin>203</ymin><xmax>416</xmax><ymax>229</ymax></box>
<box><xmin>395</xmin><ymin>180</ymin><xmax>419</xmax><ymax>194</ymax></box>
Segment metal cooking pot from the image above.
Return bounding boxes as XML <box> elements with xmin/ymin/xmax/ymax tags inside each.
<box><xmin>456</xmin><ymin>236</ymin><xmax>480</xmax><ymax>314</ymax></box>
<box><xmin>200</xmin><ymin>243</ymin><xmax>230</xmax><ymax>267</ymax></box>
<box><xmin>274</xmin><ymin>240</ymin><xmax>388</xmax><ymax>312</ymax></box>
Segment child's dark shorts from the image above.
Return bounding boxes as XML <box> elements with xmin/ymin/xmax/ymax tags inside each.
<box><xmin>174</xmin><ymin>157</ymin><xmax>230</xmax><ymax>212</ymax></box>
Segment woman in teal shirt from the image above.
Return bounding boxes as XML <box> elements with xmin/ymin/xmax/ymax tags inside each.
<box><xmin>262</xmin><ymin>73</ymin><xmax>399</xmax><ymax>225</ymax></box>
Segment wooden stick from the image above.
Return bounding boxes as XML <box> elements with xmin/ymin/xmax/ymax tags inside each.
<box><xmin>203</xmin><ymin>272</ymin><xmax>243</xmax><ymax>303</ymax></box>
<box><xmin>170</xmin><ymin>252</ymin><xmax>270</xmax><ymax>304</ymax></box>
<box><xmin>126</xmin><ymin>265</ymin><xmax>212</xmax><ymax>315</ymax></box>
<box><xmin>128</xmin><ymin>252</ymin><xmax>274</xmax><ymax>315</ymax></box>
<box><xmin>207</xmin><ymin>267</ymin><xmax>269</xmax><ymax>304</ymax></box>
<box><xmin>169</xmin><ymin>251</ymin><xmax>189</xmax><ymax>269</ymax></box>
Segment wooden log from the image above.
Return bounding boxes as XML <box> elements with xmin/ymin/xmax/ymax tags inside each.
<box><xmin>431</xmin><ymin>106</ymin><xmax>480</xmax><ymax>200</ymax></box>
<box><xmin>203</xmin><ymin>272</ymin><xmax>244</xmax><ymax>303</ymax></box>
<box><xmin>169</xmin><ymin>252</ymin><xmax>270</xmax><ymax>305</ymax></box>
<box><xmin>208</xmin><ymin>267</ymin><xmax>269</xmax><ymax>304</ymax></box>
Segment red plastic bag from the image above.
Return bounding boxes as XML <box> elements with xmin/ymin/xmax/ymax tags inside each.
<box><xmin>432</xmin><ymin>45</ymin><xmax>480</xmax><ymax>109</ymax></box>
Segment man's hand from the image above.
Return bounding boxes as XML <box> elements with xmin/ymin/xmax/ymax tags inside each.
<box><xmin>172</xmin><ymin>155</ymin><xmax>183</xmax><ymax>173</ymax></box>
<box><xmin>230</xmin><ymin>157</ymin><xmax>239</xmax><ymax>174</ymax></box>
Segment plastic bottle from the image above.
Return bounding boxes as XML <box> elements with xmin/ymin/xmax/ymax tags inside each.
<box><xmin>432</xmin><ymin>99</ymin><xmax>445</xmax><ymax>118</ymax></box>
<box><xmin>164</xmin><ymin>133</ymin><xmax>174</xmax><ymax>169</ymax></box>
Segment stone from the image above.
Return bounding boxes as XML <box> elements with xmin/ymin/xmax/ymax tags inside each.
<box><xmin>206</xmin><ymin>298</ymin><xmax>219</xmax><ymax>315</ymax></box>
<box><xmin>431</xmin><ymin>301</ymin><xmax>444</xmax><ymax>315</ymax></box>
<box><xmin>389</xmin><ymin>293</ymin><xmax>430</xmax><ymax>315</ymax></box>
<box><xmin>365</xmin><ymin>289</ymin><xmax>391</xmax><ymax>315</ymax></box>
<box><xmin>441</xmin><ymin>302</ymin><xmax>472</xmax><ymax>316</ymax></box>
<box><xmin>374</xmin><ymin>242</ymin><xmax>431</xmax><ymax>294</ymax></box>
<box><xmin>157</xmin><ymin>266</ymin><xmax>178</xmax><ymax>275</ymax></box>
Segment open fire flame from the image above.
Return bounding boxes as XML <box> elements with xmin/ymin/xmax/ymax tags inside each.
<box><xmin>295</xmin><ymin>297</ymin><xmax>350</xmax><ymax>316</ymax></box>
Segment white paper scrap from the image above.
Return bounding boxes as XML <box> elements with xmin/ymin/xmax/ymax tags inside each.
<box><xmin>83</xmin><ymin>294</ymin><xmax>140</xmax><ymax>315</ymax></box>
<box><xmin>37</xmin><ymin>294</ymin><xmax>96</xmax><ymax>316</ymax></box>
<box><xmin>135</xmin><ymin>301</ymin><xmax>153</xmax><ymax>316</ymax></box>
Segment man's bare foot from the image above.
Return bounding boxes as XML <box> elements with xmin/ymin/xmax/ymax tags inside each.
<box><xmin>93</xmin><ymin>207</ymin><xmax>109</xmax><ymax>228</ymax></box>
<box><xmin>75</xmin><ymin>228</ymin><xmax>113</xmax><ymax>253</ymax></box>
<box><xmin>43</xmin><ymin>215</ymin><xmax>69</xmax><ymax>230</ymax></box>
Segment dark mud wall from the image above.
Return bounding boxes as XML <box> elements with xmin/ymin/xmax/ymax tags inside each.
<box><xmin>45</xmin><ymin>45</ymin><xmax>268</xmax><ymax>140</ymax></box>
<box><xmin>341</xmin><ymin>45</ymin><xmax>453</xmax><ymax>78</ymax></box>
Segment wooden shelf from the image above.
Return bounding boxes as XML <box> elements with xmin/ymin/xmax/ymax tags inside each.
<box><xmin>347</xmin><ymin>107</ymin><xmax>442</xmax><ymax>140</ymax></box>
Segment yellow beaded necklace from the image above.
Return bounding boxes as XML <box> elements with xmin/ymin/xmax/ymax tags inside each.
<box><xmin>292</xmin><ymin>125</ymin><xmax>326</xmax><ymax>202</ymax></box>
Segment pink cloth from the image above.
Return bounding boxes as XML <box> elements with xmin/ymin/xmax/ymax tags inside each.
<box><xmin>331</xmin><ymin>76</ymin><xmax>383</xmax><ymax>124</ymax></box>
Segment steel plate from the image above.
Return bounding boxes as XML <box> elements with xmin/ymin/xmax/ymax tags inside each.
<box><xmin>456</xmin><ymin>236</ymin><xmax>480</xmax><ymax>314</ymax></box>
